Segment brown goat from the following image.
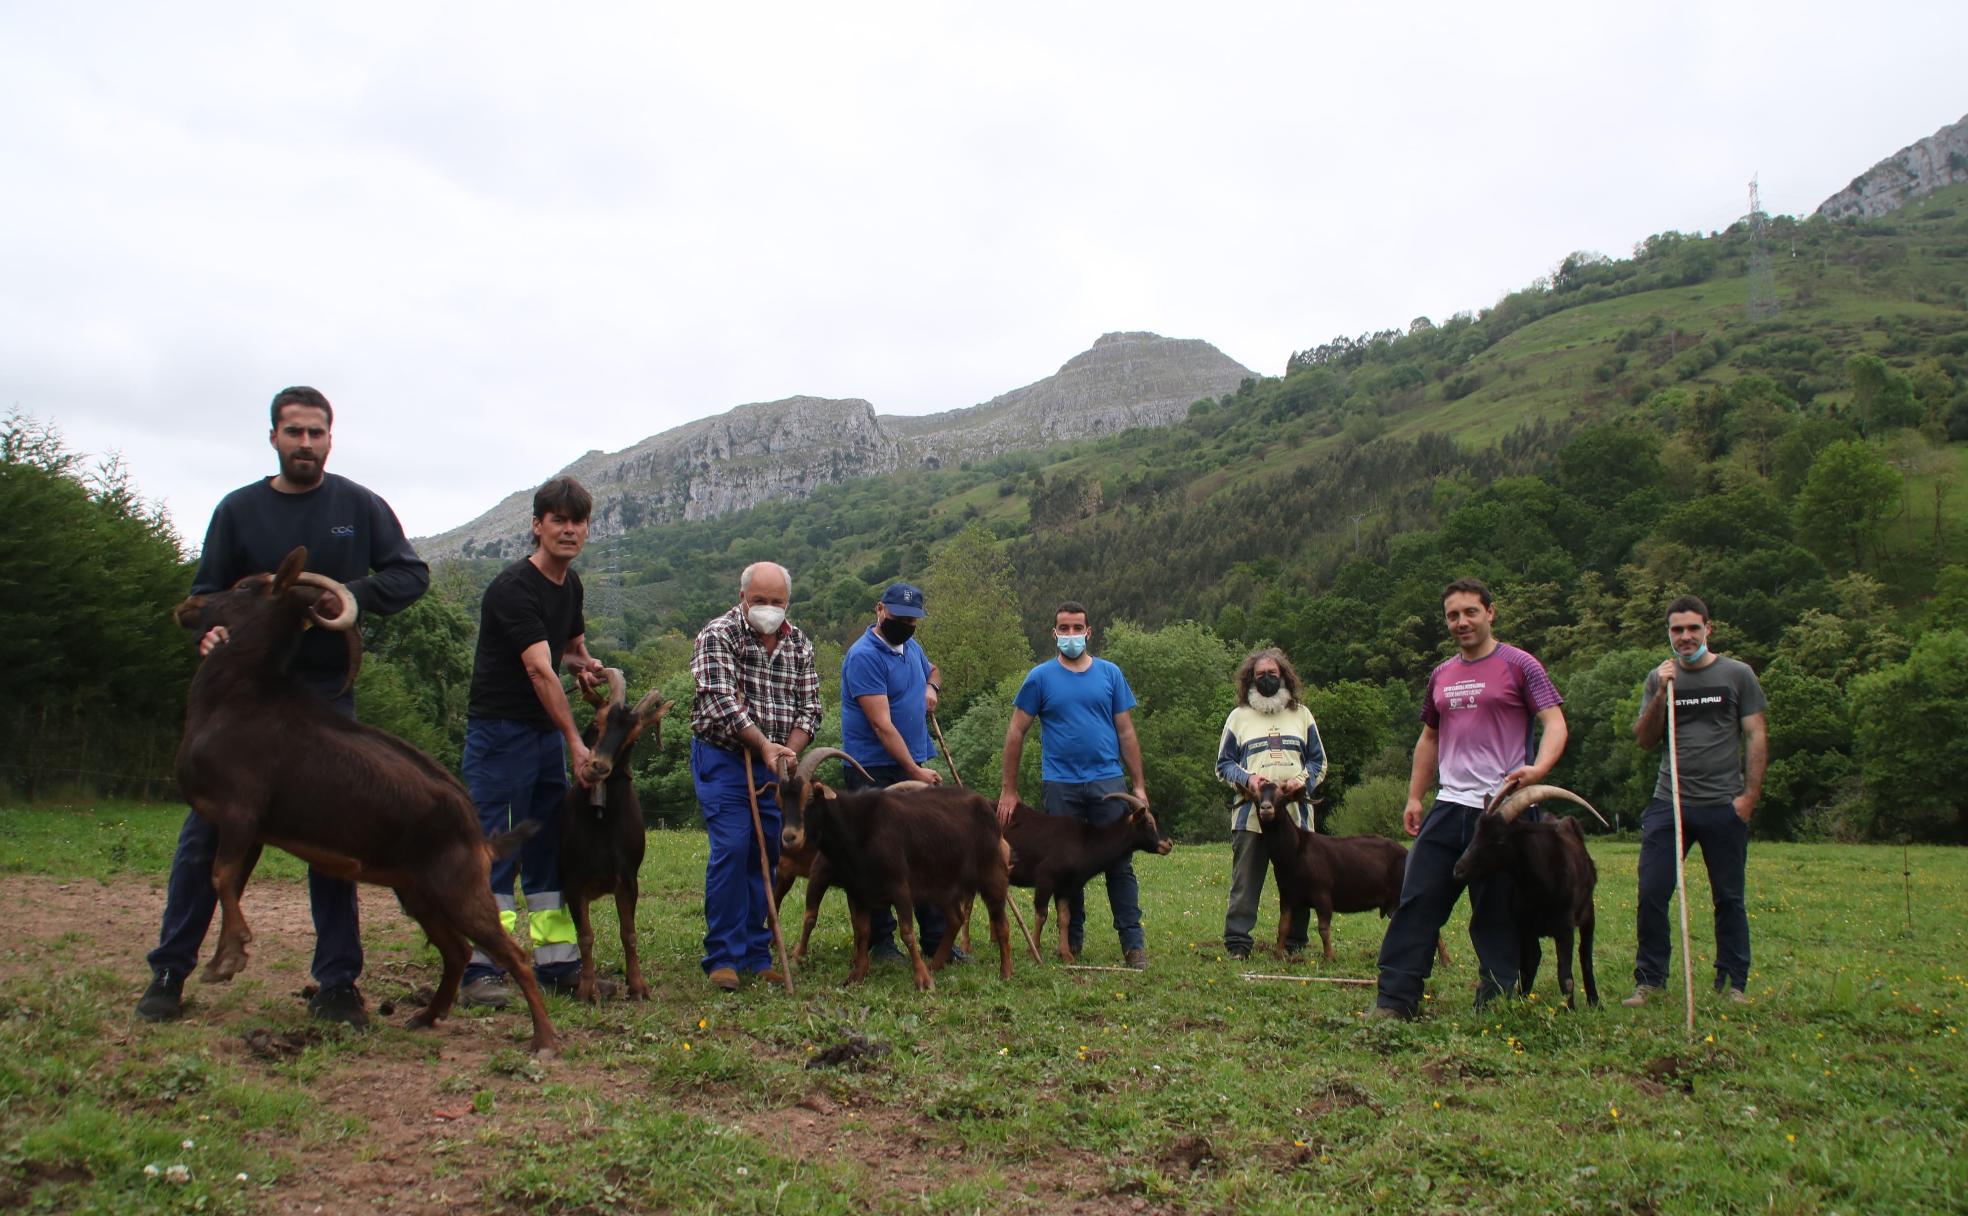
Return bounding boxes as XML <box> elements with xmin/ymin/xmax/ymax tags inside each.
<box><xmin>777</xmin><ymin>750</ymin><xmax>1012</xmax><ymax>991</ymax></box>
<box><xmin>558</xmin><ymin>669</ymin><xmax>672</xmax><ymax>1003</ymax></box>
<box><xmin>1001</xmin><ymin>795</ymin><xmax>1170</xmax><ymax>962</ymax></box>
<box><xmin>1254</xmin><ymin>782</ymin><xmax>1452</xmax><ymax>967</ymax></box>
<box><xmin>172</xmin><ymin>547</ymin><xmax>558</xmax><ymax>1054</ymax></box>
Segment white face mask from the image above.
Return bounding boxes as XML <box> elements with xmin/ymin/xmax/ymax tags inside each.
<box><xmin>746</xmin><ymin>603</ymin><xmax>786</xmax><ymax>635</ymax></box>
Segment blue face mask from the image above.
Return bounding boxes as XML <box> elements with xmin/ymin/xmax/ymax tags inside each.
<box><xmin>1674</xmin><ymin>643</ymin><xmax>1709</xmax><ymax>668</ymax></box>
<box><xmin>1056</xmin><ymin>633</ymin><xmax>1088</xmax><ymax>659</ymax></box>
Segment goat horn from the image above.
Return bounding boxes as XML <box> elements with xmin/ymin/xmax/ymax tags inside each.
<box><xmin>291</xmin><ymin>572</ymin><xmax>359</xmax><ymax>631</ymax></box>
<box><xmin>1101</xmin><ymin>792</ymin><xmax>1150</xmax><ymax>811</ymax></box>
<box><xmin>1489</xmin><ymin>784</ymin><xmax>1609</xmax><ymax>827</ymax></box>
<box><xmin>794</xmin><ymin>747</ymin><xmax>872</xmax><ymax>785</ymax></box>
<box><xmin>632</xmin><ymin>690</ymin><xmax>672</xmax><ymax>720</ymax></box>
<box><xmin>603</xmin><ymin>667</ymin><xmax>626</xmax><ymax>704</ymax></box>
<box><xmin>885</xmin><ymin>780</ymin><xmax>932</xmax><ymax>793</ymax></box>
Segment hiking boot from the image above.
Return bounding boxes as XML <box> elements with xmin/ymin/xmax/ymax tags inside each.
<box><xmin>708</xmin><ymin>967</ymin><xmax>740</xmax><ymax>992</ymax></box>
<box><xmin>755</xmin><ymin>969</ymin><xmax>786</xmax><ymax>986</ymax></box>
<box><xmin>308</xmin><ymin>984</ymin><xmax>370</xmax><ymax>1029</ymax></box>
<box><xmin>1363</xmin><ymin>1003</ymin><xmax>1409</xmax><ymax>1022</ymax></box>
<box><xmin>1123</xmin><ymin>948</ymin><xmax>1149</xmax><ymax>970</ymax></box>
<box><xmin>1722</xmin><ymin>987</ymin><xmax>1748</xmax><ymax>1005</ymax></box>
<box><xmin>136</xmin><ymin>970</ymin><xmax>185</xmax><ymax>1022</ymax></box>
<box><xmin>1224</xmin><ymin>947</ymin><xmax>1250</xmax><ymax>962</ymax></box>
<box><xmin>1621</xmin><ymin>985</ymin><xmax>1663</xmax><ymax>1008</ymax></box>
<box><xmin>870</xmin><ymin>940</ymin><xmax>905</xmax><ymax>964</ymax></box>
<box><xmin>458</xmin><ymin>976</ymin><xmax>512</xmax><ymax>1008</ymax></box>
<box><xmin>947</xmin><ymin>945</ymin><xmax>972</xmax><ymax>965</ymax></box>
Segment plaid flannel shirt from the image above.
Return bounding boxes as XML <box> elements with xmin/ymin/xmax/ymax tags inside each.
<box><xmin>690</xmin><ymin>606</ymin><xmax>823</xmax><ymax>751</ymax></box>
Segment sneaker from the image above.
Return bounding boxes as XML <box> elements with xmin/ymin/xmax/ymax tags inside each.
<box><xmin>1123</xmin><ymin>948</ymin><xmax>1149</xmax><ymax>970</ymax></box>
<box><xmin>708</xmin><ymin>967</ymin><xmax>740</xmax><ymax>992</ymax></box>
<box><xmin>1621</xmin><ymin>985</ymin><xmax>1663</xmax><ymax>1008</ymax></box>
<box><xmin>1363</xmin><ymin>1004</ymin><xmax>1409</xmax><ymax>1022</ymax></box>
<box><xmin>1224</xmin><ymin>947</ymin><xmax>1250</xmax><ymax>962</ymax></box>
<box><xmin>755</xmin><ymin>969</ymin><xmax>786</xmax><ymax>986</ymax></box>
<box><xmin>870</xmin><ymin>941</ymin><xmax>905</xmax><ymax>964</ymax></box>
<box><xmin>307</xmin><ymin>983</ymin><xmax>370</xmax><ymax>1029</ymax></box>
<box><xmin>947</xmin><ymin>945</ymin><xmax>972</xmax><ymax>965</ymax></box>
<box><xmin>459</xmin><ymin>976</ymin><xmax>512</xmax><ymax>1008</ymax></box>
<box><xmin>135</xmin><ymin>970</ymin><xmax>185</xmax><ymax>1022</ymax></box>
<box><xmin>1724</xmin><ymin>987</ymin><xmax>1748</xmax><ymax>1005</ymax></box>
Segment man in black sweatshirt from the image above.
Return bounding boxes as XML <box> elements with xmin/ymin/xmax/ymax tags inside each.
<box><xmin>136</xmin><ymin>386</ymin><xmax>430</xmax><ymax>1028</ymax></box>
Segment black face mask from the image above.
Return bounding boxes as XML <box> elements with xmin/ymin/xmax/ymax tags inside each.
<box><xmin>1254</xmin><ymin>674</ymin><xmax>1283</xmax><ymax>697</ymax></box>
<box><xmin>879</xmin><ymin>617</ymin><xmax>917</xmax><ymax>645</ymax></box>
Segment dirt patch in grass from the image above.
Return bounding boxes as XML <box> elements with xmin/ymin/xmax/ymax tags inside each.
<box><xmin>0</xmin><ymin>873</ymin><xmax>1139</xmax><ymax>1214</ymax></box>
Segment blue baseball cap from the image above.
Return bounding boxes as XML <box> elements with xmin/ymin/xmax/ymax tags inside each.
<box><xmin>881</xmin><ymin>583</ymin><xmax>926</xmax><ymax>618</ymax></box>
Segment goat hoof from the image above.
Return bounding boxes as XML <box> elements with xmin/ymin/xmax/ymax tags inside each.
<box><xmin>530</xmin><ymin>1040</ymin><xmax>558</xmax><ymax>1060</ymax></box>
<box><xmin>627</xmin><ymin>982</ymin><xmax>651</xmax><ymax>1002</ymax></box>
<box><xmin>405</xmin><ymin>1008</ymin><xmax>439</xmax><ymax>1029</ymax></box>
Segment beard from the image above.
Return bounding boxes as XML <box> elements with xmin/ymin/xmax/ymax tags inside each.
<box><xmin>280</xmin><ymin>451</ymin><xmax>325</xmax><ymax>487</ymax></box>
<box><xmin>1247</xmin><ymin>686</ymin><xmax>1291</xmax><ymax>714</ymax></box>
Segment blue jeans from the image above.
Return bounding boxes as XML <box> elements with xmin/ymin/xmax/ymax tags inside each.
<box><xmin>1042</xmin><ymin>777</ymin><xmax>1144</xmax><ymax>954</ymax></box>
<box><xmin>692</xmin><ymin>739</ymin><xmax>781</xmax><ymax>974</ymax></box>
<box><xmin>461</xmin><ymin>718</ymin><xmax>575</xmax><ymax>984</ymax></box>
<box><xmin>1374</xmin><ymin>800</ymin><xmax>1537</xmax><ymax>1015</ymax></box>
<box><xmin>844</xmin><ymin>763</ymin><xmax>948</xmax><ymax>954</ymax></box>
<box><xmin>148</xmin><ymin>676</ymin><xmax>363</xmax><ymax>989</ymax></box>
<box><xmin>1635</xmin><ymin>799</ymin><xmax>1751</xmax><ymax>991</ymax></box>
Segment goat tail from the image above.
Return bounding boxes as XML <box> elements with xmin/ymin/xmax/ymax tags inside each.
<box><xmin>486</xmin><ymin>819</ymin><xmax>543</xmax><ymax>860</ymax></box>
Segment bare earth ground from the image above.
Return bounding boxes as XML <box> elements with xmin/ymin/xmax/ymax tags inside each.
<box><xmin>0</xmin><ymin>874</ymin><xmax>1135</xmax><ymax>1215</ymax></box>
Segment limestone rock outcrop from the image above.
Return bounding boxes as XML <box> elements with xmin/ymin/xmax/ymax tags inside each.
<box><xmin>1816</xmin><ymin>113</ymin><xmax>1968</xmax><ymax>222</ymax></box>
<box><xmin>420</xmin><ymin>332</ymin><xmax>1253</xmax><ymax>560</ymax></box>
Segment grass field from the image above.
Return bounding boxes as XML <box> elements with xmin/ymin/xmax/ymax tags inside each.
<box><xmin>2</xmin><ymin>803</ymin><xmax>1964</xmax><ymax>1214</ymax></box>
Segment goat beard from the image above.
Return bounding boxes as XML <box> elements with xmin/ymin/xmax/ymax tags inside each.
<box><xmin>1246</xmin><ymin>686</ymin><xmax>1292</xmax><ymax>714</ymax></box>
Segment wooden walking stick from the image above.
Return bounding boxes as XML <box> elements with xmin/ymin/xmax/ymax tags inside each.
<box><xmin>1663</xmin><ymin>669</ymin><xmax>1696</xmax><ymax>1040</ymax></box>
<box><xmin>742</xmin><ymin>751</ymin><xmax>796</xmax><ymax>995</ymax></box>
<box><xmin>932</xmin><ymin>710</ymin><xmax>1044</xmax><ymax>965</ymax></box>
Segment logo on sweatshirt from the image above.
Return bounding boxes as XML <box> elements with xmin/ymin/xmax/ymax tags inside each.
<box><xmin>329</xmin><ymin>525</ymin><xmax>355</xmax><ymax>537</ymax></box>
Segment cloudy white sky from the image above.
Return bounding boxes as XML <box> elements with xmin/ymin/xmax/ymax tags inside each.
<box><xmin>4</xmin><ymin>3</ymin><xmax>1964</xmax><ymax>544</ymax></box>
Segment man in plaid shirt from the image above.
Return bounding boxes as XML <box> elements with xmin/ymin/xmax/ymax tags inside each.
<box><xmin>689</xmin><ymin>561</ymin><xmax>822</xmax><ymax>991</ymax></box>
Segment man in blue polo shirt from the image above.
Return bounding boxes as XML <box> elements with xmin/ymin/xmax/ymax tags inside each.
<box><xmin>995</xmin><ymin>600</ymin><xmax>1151</xmax><ymax>968</ymax></box>
<box><xmin>840</xmin><ymin>583</ymin><xmax>951</xmax><ymax>961</ymax></box>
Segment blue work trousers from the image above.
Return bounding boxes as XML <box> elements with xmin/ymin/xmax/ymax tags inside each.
<box><xmin>844</xmin><ymin>763</ymin><xmax>949</xmax><ymax>955</ymax></box>
<box><xmin>147</xmin><ymin>676</ymin><xmax>363</xmax><ymax>989</ymax></box>
<box><xmin>461</xmin><ymin>718</ymin><xmax>574</xmax><ymax>984</ymax></box>
<box><xmin>1374</xmin><ymin>800</ymin><xmax>1538</xmax><ymax>1015</ymax></box>
<box><xmin>1635</xmin><ymin>799</ymin><xmax>1751</xmax><ymax>992</ymax></box>
<box><xmin>693</xmin><ymin>739</ymin><xmax>781</xmax><ymax>975</ymax></box>
<box><xmin>1043</xmin><ymin>777</ymin><xmax>1144</xmax><ymax>955</ymax></box>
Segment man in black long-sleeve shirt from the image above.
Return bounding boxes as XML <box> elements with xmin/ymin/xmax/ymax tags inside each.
<box><xmin>136</xmin><ymin>387</ymin><xmax>430</xmax><ymax>1027</ymax></box>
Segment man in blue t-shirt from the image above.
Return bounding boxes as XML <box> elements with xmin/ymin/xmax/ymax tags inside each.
<box><xmin>996</xmin><ymin>600</ymin><xmax>1151</xmax><ymax>968</ymax></box>
<box><xmin>839</xmin><ymin>582</ymin><xmax>949</xmax><ymax>960</ymax></box>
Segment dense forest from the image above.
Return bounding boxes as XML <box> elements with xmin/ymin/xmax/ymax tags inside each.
<box><xmin>7</xmin><ymin>184</ymin><xmax>1966</xmax><ymax>842</ymax></box>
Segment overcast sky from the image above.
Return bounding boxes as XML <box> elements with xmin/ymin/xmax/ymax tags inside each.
<box><xmin>4</xmin><ymin>3</ymin><xmax>1963</xmax><ymax>544</ymax></box>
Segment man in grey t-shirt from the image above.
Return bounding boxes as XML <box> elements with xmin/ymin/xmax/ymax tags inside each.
<box><xmin>1624</xmin><ymin>594</ymin><xmax>1769</xmax><ymax>1005</ymax></box>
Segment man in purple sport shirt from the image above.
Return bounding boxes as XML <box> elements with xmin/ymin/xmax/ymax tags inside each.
<box><xmin>1368</xmin><ymin>577</ymin><xmax>1570</xmax><ymax>1019</ymax></box>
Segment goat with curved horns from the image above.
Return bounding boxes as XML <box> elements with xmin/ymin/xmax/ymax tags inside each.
<box><xmin>172</xmin><ymin>547</ymin><xmax>559</xmax><ymax>1054</ymax></box>
<box><xmin>1450</xmin><ymin>783</ymin><xmax>1603</xmax><ymax>1009</ymax></box>
<box><xmin>777</xmin><ymin>747</ymin><xmax>1013</xmax><ymax>991</ymax></box>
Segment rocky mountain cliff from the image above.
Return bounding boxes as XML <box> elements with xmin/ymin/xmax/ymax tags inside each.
<box><xmin>1816</xmin><ymin>112</ymin><xmax>1968</xmax><ymax>222</ymax></box>
<box><xmin>422</xmin><ymin>331</ymin><xmax>1253</xmax><ymax>560</ymax></box>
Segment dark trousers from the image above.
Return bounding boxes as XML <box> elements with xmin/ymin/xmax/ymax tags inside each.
<box><xmin>844</xmin><ymin>763</ymin><xmax>948</xmax><ymax>955</ymax></box>
<box><xmin>692</xmin><ymin>739</ymin><xmax>781</xmax><ymax>974</ymax></box>
<box><xmin>148</xmin><ymin>676</ymin><xmax>363</xmax><ymax>989</ymax></box>
<box><xmin>1635</xmin><ymin>798</ymin><xmax>1751</xmax><ymax>992</ymax></box>
<box><xmin>1043</xmin><ymin>777</ymin><xmax>1144</xmax><ymax>954</ymax></box>
<box><xmin>462</xmin><ymin>718</ymin><xmax>575</xmax><ymax>984</ymax></box>
<box><xmin>1224</xmin><ymin>828</ymin><xmax>1307</xmax><ymax>954</ymax></box>
<box><xmin>1374</xmin><ymin>800</ymin><xmax>1536</xmax><ymax>1015</ymax></box>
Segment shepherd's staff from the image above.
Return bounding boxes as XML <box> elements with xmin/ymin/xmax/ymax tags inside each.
<box><xmin>742</xmin><ymin>751</ymin><xmax>796</xmax><ymax>995</ymax></box>
<box><xmin>1663</xmin><ymin>668</ymin><xmax>1696</xmax><ymax>1040</ymax></box>
<box><xmin>931</xmin><ymin>710</ymin><xmax>1045</xmax><ymax>965</ymax></box>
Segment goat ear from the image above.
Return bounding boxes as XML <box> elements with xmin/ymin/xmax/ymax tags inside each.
<box><xmin>272</xmin><ymin>547</ymin><xmax>308</xmax><ymax>594</ymax></box>
<box><xmin>820</xmin><ymin>785</ymin><xmax>837</xmax><ymax>801</ymax></box>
